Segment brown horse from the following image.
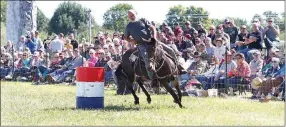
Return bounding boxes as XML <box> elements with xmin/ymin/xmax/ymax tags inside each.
<box><xmin>115</xmin><ymin>39</ymin><xmax>183</xmax><ymax>108</ymax></box>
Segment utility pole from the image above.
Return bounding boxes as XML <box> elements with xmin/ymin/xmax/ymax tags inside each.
<box><xmin>88</xmin><ymin>9</ymin><xmax>92</xmax><ymax>43</ymax></box>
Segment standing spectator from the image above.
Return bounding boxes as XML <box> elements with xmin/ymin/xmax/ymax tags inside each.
<box><xmin>175</xmin><ymin>33</ymin><xmax>187</xmax><ymax>52</ymax></box>
<box><xmin>4</xmin><ymin>40</ymin><xmax>13</xmax><ymax>53</ymax></box>
<box><xmin>59</xmin><ymin>33</ymin><xmax>66</xmax><ymax>44</ymax></box>
<box><xmin>26</xmin><ymin>35</ymin><xmax>36</xmax><ymax>54</ymax></box>
<box><xmin>228</xmin><ymin>20</ymin><xmax>239</xmax><ymax>49</ymax></box>
<box><xmin>17</xmin><ymin>36</ymin><xmax>26</xmax><ymax>52</ymax></box>
<box><xmin>69</xmin><ymin>33</ymin><xmax>78</xmax><ymax>49</ymax></box>
<box><xmin>35</xmin><ymin>31</ymin><xmax>44</xmax><ymax>51</ymax></box>
<box><xmin>50</xmin><ymin>34</ymin><xmax>64</xmax><ymax>55</ymax></box>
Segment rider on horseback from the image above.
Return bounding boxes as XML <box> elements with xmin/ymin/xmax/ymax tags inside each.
<box><xmin>124</xmin><ymin>9</ymin><xmax>187</xmax><ymax>79</ymax></box>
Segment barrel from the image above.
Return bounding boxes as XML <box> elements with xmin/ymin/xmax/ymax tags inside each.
<box><xmin>76</xmin><ymin>67</ymin><xmax>104</xmax><ymax>109</ymax></box>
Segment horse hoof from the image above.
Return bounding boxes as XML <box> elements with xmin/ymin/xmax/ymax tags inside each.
<box><xmin>147</xmin><ymin>98</ymin><xmax>151</xmax><ymax>104</ymax></box>
<box><xmin>134</xmin><ymin>101</ymin><xmax>139</xmax><ymax>105</ymax></box>
<box><xmin>178</xmin><ymin>104</ymin><xmax>183</xmax><ymax>108</ymax></box>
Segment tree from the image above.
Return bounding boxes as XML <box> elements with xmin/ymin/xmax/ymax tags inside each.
<box><xmin>102</xmin><ymin>3</ymin><xmax>134</xmax><ymax>32</ymax></box>
<box><xmin>164</xmin><ymin>5</ymin><xmax>212</xmax><ymax>30</ymax></box>
<box><xmin>37</xmin><ymin>7</ymin><xmax>49</xmax><ymax>33</ymax></box>
<box><xmin>49</xmin><ymin>2</ymin><xmax>95</xmax><ymax>35</ymax></box>
<box><xmin>1</xmin><ymin>0</ymin><xmax>7</xmax><ymax>23</ymax></box>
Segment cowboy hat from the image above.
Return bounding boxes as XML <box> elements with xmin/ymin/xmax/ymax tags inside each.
<box><xmin>251</xmin><ymin>77</ymin><xmax>263</xmax><ymax>89</ymax></box>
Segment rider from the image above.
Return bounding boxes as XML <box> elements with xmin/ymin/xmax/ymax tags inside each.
<box><xmin>124</xmin><ymin>9</ymin><xmax>187</xmax><ymax>80</ymax></box>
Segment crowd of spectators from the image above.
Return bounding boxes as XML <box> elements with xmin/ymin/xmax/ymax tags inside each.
<box><xmin>1</xmin><ymin>17</ymin><xmax>285</xmax><ymax>100</ymax></box>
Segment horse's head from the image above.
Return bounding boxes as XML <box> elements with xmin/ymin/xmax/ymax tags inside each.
<box><xmin>146</xmin><ymin>38</ymin><xmax>161</xmax><ymax>62</ymax></box>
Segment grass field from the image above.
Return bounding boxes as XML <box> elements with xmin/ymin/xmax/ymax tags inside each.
<box><xmin>1</xmin><ymin>81</ymin><xmax>284</xmax><ymax>126</ymax></box>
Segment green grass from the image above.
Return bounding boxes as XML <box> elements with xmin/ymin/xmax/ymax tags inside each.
<box><xmin>1</xmin><ymin>81</ymin><xmax>284</xmax><ymax>126</ymax></box>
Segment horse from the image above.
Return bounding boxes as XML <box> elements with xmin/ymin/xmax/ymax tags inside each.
<box><xmin>115</xmin><ymin>38</ymin><xmax>183</xmax><ymax>108</ymax></box>
<box><xmin>145</xmin><ymin>38</ymin><xmax>183</xmax><ymax>108</ymax></box>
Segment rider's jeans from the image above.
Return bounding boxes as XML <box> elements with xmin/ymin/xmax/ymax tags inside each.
<box><xmin>158</xmin><ymin>41</ymin><xmax>177</xmax><ymax>60</ymax></box>
<box><xmin>138</xmin><ymin>43</ymin><xmax>153</xmax><ymax>79</ymax></box>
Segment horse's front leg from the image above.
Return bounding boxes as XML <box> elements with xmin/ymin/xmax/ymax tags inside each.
<box><xmin>137</xmin><ymin>77</ymin><xmax>152</xmax><ymax>104</ymax></box>
<box><xmin>161</xmin><ymin>80</ymin><xmax>183</xmax><ymax>108</ymax></box>
<box><xmin>126</xmin><ymin>81</ymin><xmax>139</xmax><ymax>105</ymax></box>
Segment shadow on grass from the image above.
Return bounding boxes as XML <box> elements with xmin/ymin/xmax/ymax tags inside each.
<box><xmin>42</xmin><ymin>105</ymin><xmax>160</xmax><ymax>111</ymax></box>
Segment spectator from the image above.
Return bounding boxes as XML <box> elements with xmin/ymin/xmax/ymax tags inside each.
<box><xmin>228</xmin><ymin>20</ymin><xmax>239</xmax><ymax>49</ymax></box>
<box><xmin>69</xmin><ymin>33</ymin><xmax>78</xmax><ymax>49</ymax></box>
<box><xmin>213</xmin><ymin>38</ymin><xmax>226</xmax><ymax>62</ymax></box>
<box><xmin>174</xmin><ymin>22</ymin><xmax>183</xmax><ymax>37</ymax></box>
<box><xmin>161</xmin><ymin>22</ymin><xmax>168</xmax><ymax>34</ymax></box>
<box><xmin>263</xmin><ymin>17</ymin><xmax>280</xmax><ymax>51</ymax></box>
<box><xmin>50</xmin><ymin>34</ymin><xmax>64</xmax><ymax>55</ymax></box>
<box><xmin>17</xmin><ymin>36</ymin><xmax>26</xmax><ymax>52</ymax></box>
<box><xmin>249</xmin><ymin>50</ymin><xmax>263</xmax><ymax>78</ymax></box>
<box><xmin>4</xmin><ymin>40</ymin><xmax>13</xmax><ymax>53</ymax></box>
<box><xmin>238</xmin><ymin>23</ymin><xmax>263</xmax><ymax>62</ymax></box>
<box><xmin>95</xmin><ymin>49</ymin><xmax>108</xmax><ymax>67</ymax></box>
<box><xmin>214</xmin><ymin>51</ymin><xmax>237</xmax><ymax>89</ymax></box>
<box><xmin>197</xmin><ymin>23</ymin><xmax>207</xmax><ymax>37</ymax></box>
<box><xmin>34</xmin><ymin>31</ymin><xmax>44</xmax><ymax>51</ymax></box>
<box><xmin>227</xmin><ymin>53</ymin><xmax>251</xmax><ymax>90</ymax></box>
<box><xmin>252</xmin><ymin>18</ymin><xmax>264</xmax><ymax>33</ymax></box>
<box><xmin>65</xmin><ymin>39</ymin><xmax>73</xmax><ymax>50</ymax></box>
<box><xmin>183</xmin><ymin>21</ymin><xmax>196</xmax><ymax>36</ymax></box>
<box><xmin>87</xmin><ymin>49</ymin><xmax>98</xmax><ymax>67</ymax></box>
<box><xmin>192</xmin><ymin>31</ymin><xmax>199</xmax><ymax>45</ymax></box>
<box><xmin>236</xmin><ymin>25</ymin><xmax>249</xmax><ymax>51</ymax></box>
<box><xmin>264</xmin><ymin>57</ymin><xmax>280</xmax><ymax>78</ymax></box>
<box><xmin>187</xmin><ymin>51</ymin><xmax>209</xmax><ymax>76</ymax></box>
<box><xmin>204</xmin><ymin>37</ymin><xmax>215</xmax><ymax>56</ymax></box>
<box><xmin>207</xmin><ymin>25</ymin><xmax>216</xmax><ymax>44</ymax></box>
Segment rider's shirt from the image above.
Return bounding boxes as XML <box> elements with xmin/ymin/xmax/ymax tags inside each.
<box><xmin>124</xmin><ymin>18</ymin><xmax>152</xmax><ymax>44</ymax></box>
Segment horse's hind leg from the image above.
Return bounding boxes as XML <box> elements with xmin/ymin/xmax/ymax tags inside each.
<box><xmin>161</xmin><ymin>80</ymin><xmax>183</xmax><ymax>108</ymax></box>
<box><xmin>137</xmin><ymin>78</ymin><xmax>152</xmax><ymax>104</ymax></box>
<box><xmin>173</xmin><ymin>76</ymin><xmax>182</xmax><ymax>102</ymax></box>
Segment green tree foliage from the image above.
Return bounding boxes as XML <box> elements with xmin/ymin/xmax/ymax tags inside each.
<box><xmin>102</xmin><ymin>3</ymin><xmax>134</xmax><ymax>32</ymax></box>
<box><xmin>49</xmin><ymin>2</ymin><xmax>96</xmax><ymax>35</ymax></box>
<box><xmin>1</xmin><ymin>0</ymin><xmax>6</xmax><ymax>23</ymax></box>
<box><xmin>164</xmin><ymin>5</ymin><xmax>211</xmax><ymax>30</ymax></box>
<box><xmin>37</xmin><ymin>7</ymin><xmax>49</xmax><ymax>33</ymax></box>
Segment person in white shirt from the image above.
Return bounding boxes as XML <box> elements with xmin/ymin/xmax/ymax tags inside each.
<box><xmin>213</xmin><ymin>37</ymin><xmax>226</xmax><ymax>62</ymax></box>
<box><xmin>49</xmin><ymin>34</ymin><xmax>64</xmax><ymax>54</ymax></box>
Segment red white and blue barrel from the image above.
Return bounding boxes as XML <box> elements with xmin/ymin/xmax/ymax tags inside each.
<box><xmin>76</xmin><ymin>67</ymin><xmax>104</xmax><ymax>109</ymax></box>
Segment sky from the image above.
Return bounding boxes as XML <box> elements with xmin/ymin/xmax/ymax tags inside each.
<box><xmin>36</xmin><ymin>1</ymin><xmax>285</xmax><ymax>25</ymax></box>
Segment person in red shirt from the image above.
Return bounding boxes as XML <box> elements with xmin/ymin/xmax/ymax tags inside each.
<box><xmin>226</xmin><ymin>53</ymin><xmax>251</xmax><ymax>91</ymax></box>
<box><xmin>174</xmin><ymin>22</ymin><xmax>183</xmax><ymax>38</ymax></box>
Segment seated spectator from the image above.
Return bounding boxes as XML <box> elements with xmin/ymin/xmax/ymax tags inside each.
<box><xmin>95</xmin><ymin>49</ymin><xmax>108</xmax><ymax>67</ymax></box>
<box><xmin>180</xmin><ymin>52</ymin><xmax>209</xmax><ymax>89</ymax></box>
<box><xmin>238</xmin><ymin>23</ymin><xmax>263</xmax><ymax>62</ymax></box>
<box><xmin>213</xmin><ymin>38</ymin><xmax>226</xmax><ymax>62</ymax></box>
<box><xmin>1</xmin><ymin>53</ymin><xmax>12</xmax><ymax>79</ymax></box>
<box><xmin>197</xmin><ymin>23</ymin><xmax>207</xmax><ymax>38</ymax></box>
<box><xmin>197</xmin><ymin>43</ymin><xmax>209</xmax><ymax>63</ymax></box>
<box><xmin>173</xmin><ymin>22</ymin><xmax>183</xmax><ymax>38</ymax></box>
<box><xmin>204</xmin><ymin>37</ymin><xmax>214</xmax><ymax>56</ymax></box>
<box><xmin>47</xmin><ymin>49</ymin><xmax>85</xmax><ymax>83</ymax></box>
<box><xmin>207</xmin><ymin>25</ymin><xmax>216</xmax><ymax>44</ymax></box>
<box><xmin>87</xmin><ymin>49</ymin><xmax>98</xmax><ymax>67</ymax></box>
<box><xmin>264</xmin><ymin>57</ymin><xmax>280</xmax><ymax>78</ymax></box>
<box><xmin>214</xmin><ymin>51</ymin><xmax>237</xmax><ymax>89</ymax></box>
<box><xmin>226</xmin><ymin>53</ymin><xmax>251</xmax><ymax>91</ymax></box>
<box><xmin>249</xmin><ymin>50</ymin><xmax>263</xmax><ymax>78</ymax></box>
<box><xmin>236</xmin><ymin>25</ymin><xmax>249</xmax><ymax>51</ymax></box>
